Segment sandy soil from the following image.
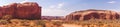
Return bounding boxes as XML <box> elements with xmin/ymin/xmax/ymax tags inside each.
<box><xmin>62</xmin><ymin>24</ymin><xmax>82</xmax><ymax>27</ymax></box>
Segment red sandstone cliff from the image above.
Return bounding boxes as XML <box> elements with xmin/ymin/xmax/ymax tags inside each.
<box><xmin>0</xmin><ymin>2</ymin><xmax>41</xmax><ymax>19</ymax></box>
<box><xmin>66</xmin><ymin>9</ymin><xmax>120</xmax><ymax>20</ymax></box>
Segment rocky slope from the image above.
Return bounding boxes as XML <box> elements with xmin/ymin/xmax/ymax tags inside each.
<box><xmin>0</xmin><ymin>2</ymin><xmax>41</xmax><ymax>19</ymax></box>
<box><xmin>66</xmin><ymin>9</ymin><xmax>120</xmax><ymax>20</ymax></box>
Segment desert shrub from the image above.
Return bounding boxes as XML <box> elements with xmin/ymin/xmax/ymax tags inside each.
<box><xmin>21</xmin><ymin>21</ymin><xmax>31</xmax><ymax>26</ymax></box>
<box><xmin>52</xmin><ymin>21</ymin><xmax>63</xmax><ymax>26</ymax></box>
<box><xmin>35</xmin><ymin>20</ymin><xmax>45</xmax><ymax>25</ymax></box>
<box><xmin>0</xmin><ymin>20</ymin><xmax>9</xmax><ymax>25</ymax></box>
<box><xmin>2</xmin><ymin>15</ymin><xmax>13</xmax><ymax>20</ymax></box>
<box><xmin>9</xmin><ymin>19</ymin><xmax>23</xmax><ymax>26</ymax></box>
<box><xmin>10</xmin><ymin>19</ymin><xmax>21</xmax><ymax>23</ymax></box>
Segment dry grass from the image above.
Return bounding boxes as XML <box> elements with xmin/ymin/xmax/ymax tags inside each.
<box><xmin>0</xmin><ymin>19</ymin><xmax>64</xmax><ymax>27</ymax></box>
<box><xmin>0</xmin><ymin>19</ymin><xmax>46</xmax><ymax>27</ymax></box>
<box><xmin>0</xmin><ymin>19</ymin><xmax>120</xmax><ymax>27</ymax></box>
<box><xmin>63</xmin><ymin>19</ymin><xmax>120</xmax><ymax>27</ymax></box>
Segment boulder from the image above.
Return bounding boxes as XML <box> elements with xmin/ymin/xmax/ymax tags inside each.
<box><xmin>66</xmin><ymin>9</ymin><xmax>120</xmax><ymax>20</ymax></box>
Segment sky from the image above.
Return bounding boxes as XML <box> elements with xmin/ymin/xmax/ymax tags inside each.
<box><xmin>0</xmin><ymin>0</ymin><xmax>120</xmax><ymax>16</ymax></box>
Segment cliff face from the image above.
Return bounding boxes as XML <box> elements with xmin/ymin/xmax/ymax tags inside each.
<box><xmin>0</xmin><ymin>2</ymin><xmax>41</xmax><ymax>19</ymax></box>
<box><xmin>66</xmin><ymin>9</ymin><xmax>120</xmax><ymax>20</ymax></box>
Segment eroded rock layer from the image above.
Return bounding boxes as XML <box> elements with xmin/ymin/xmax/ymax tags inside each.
<box><xmin>0</xmin><ymin>2</ymin><xmax>41</xmax><ymax>19</ymax></box>
<box><xmin>66</xmin><ymin>9</ymin><xmax>120</xmax><ymax>20</ymax></box>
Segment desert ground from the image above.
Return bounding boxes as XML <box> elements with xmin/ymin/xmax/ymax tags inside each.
<box><xmin>0</xmin><ymin>19</ymin><xmax>120</xmax><ymax>27</ymax></box>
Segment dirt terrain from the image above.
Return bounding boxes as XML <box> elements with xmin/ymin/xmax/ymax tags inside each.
<box><xmin>62</xmin><ymin>24</ymin><xmax>82</xmax><ymax>27</ymax></box>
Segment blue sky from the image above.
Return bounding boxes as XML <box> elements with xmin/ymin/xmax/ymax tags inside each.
<box><xmin>0</xmin><ymin>0</ymin><xmax>120</xmax><ymax>16</ymax></box>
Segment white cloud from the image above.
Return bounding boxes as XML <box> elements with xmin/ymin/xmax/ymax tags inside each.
<box><xmin>20</xmin><ymin>0</ymin><xmax>28</xmax><ymax>3</ymax></box>
<box><xmin>49</xmin><ymin>5</ymin><xmax>55</xmax><ymax>8</ymax></box>
<box><xmin>0</xmin><ymin>3</ymin><xmax>9</xmax><ymax>6</ymax></box>
<box><xmin>49</xmin><ymin>3</ymin><xmax>64</xmax><ymax>9</ymax></box>
<box><xmin>107</xmin><ymin>1</ymin><xmax>116</xmax><ymax>4</ymax></box>
<box><xmin>57</xmin><ymin>3</ymin><xmax>64</xmax><ymax>8</ymax></box>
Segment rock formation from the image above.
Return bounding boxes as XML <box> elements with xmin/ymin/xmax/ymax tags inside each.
<box><xmin>66</xmin><ymin>9</ymin><xmax>120</xmax><ymax>20</ymax></box>
<box><xmin>0</xmin><ymin>2</ymin><xmax>41</xmax><ymax>20</ymax></box>
<box><xmin>41</xmin><ymin>16</ymin><xmax>64</xmax><ymax>20</ymax></box>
